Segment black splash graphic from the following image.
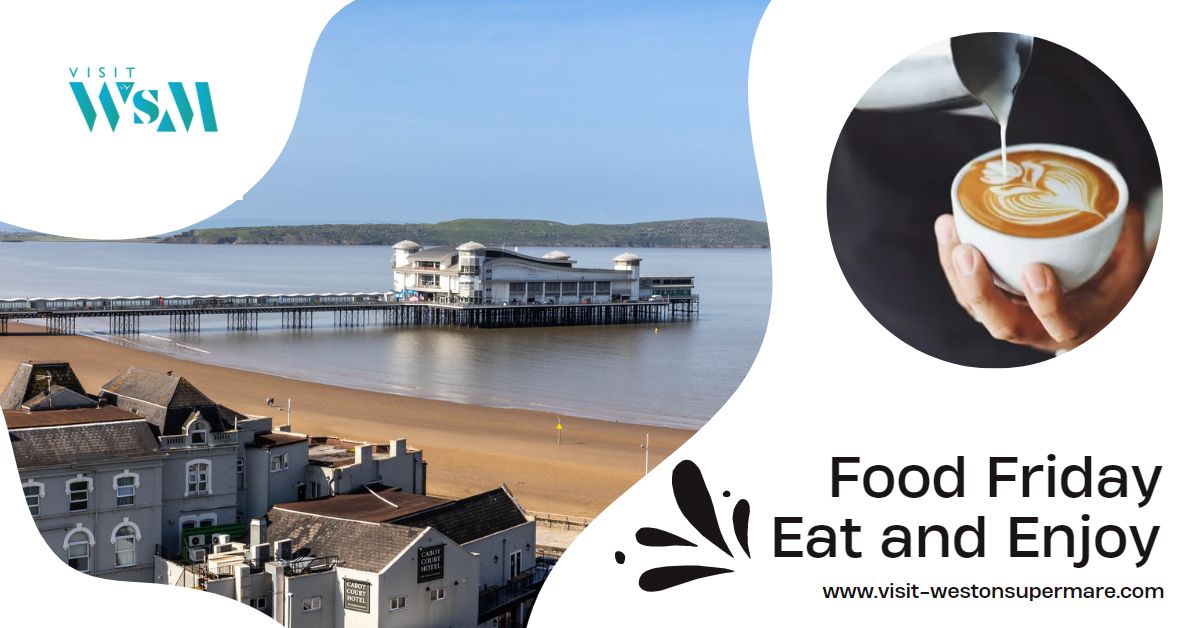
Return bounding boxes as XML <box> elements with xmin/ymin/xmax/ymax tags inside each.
<box><xmin>733</xmin><ymin>499</ymin><xmax>751</xmax><ymax>558</ymax></box>
<box><xmin>638</xmin><ymin>565</ymin><xmax>735</xmax><ymax>592</ymax></box>
<box><xmin>616</xmin><ymin>459</ymin><xmax>752</xmax><ymax>592</ymax></box>
<box><xmin>636</xmin><ymin>527</ymin><xmax>697</xmax><ymax>547</ymax></box>
<box><xmin>672</xmin><ymin>459</ymin><xmax>733</xmax><ymax>557</ymax></box>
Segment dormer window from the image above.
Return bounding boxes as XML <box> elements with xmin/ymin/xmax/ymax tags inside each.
<box><xmin>187</xmin><ymin>418</ymin><xmax>210</xmax><ymax>445</ymax></box>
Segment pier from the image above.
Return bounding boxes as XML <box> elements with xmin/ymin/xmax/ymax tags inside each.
<box><xmin>0</xmin><ymin>292</ymin><xmax>699</xmax><ymax>336</ymax></box>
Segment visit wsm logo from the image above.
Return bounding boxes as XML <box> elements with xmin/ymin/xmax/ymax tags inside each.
<box><xmin>68</xmin><ymin>66</ymin><xmax>217</xmax><ymax>132</ymax></box>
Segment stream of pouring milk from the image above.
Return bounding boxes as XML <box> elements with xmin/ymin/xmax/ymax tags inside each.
<box><xmin>974</xmin><ymin>50</ymin><xmax>1024</xmax><ymax>178</ymax></box>
<box><xmin>1000</xmin><ymin>120</ymin><xmax>1008</xmax><ymax>173</ymax></box>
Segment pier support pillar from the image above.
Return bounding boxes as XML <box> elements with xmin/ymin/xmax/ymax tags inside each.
<box><xmin>281</xmin><ymin>310</ymin><xmax>313</xmax><ymax>329</ymax></box>
<box><xmin>45</xmin><ymin>314</ymin><xmax>77</xmax><ymax>336</ymax></box>
<box><xmin>108</xmin><ymin>313</ymin><xmax>141</xmax><ymax>335</ymax></box>
<box><xmin>226</xmin><ymin>311</ymin><xmax>259</xmax><ymax>331</ymax></box>
<box><xmin>170</xmin><ymin>311</ymin><xmax>202</xmax><ymax>333</ymax></box>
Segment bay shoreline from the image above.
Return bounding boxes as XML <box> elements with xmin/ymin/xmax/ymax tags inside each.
<box><xmin>0</xmin><ymin>323</ymin><xmax>694</xmax><ymax>517</ymax></box>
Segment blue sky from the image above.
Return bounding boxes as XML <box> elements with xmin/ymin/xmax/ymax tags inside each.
<box><xmin>204</xmin><ymin>0</ymin><xmax>768</xmax><ymax>227</ymax></box>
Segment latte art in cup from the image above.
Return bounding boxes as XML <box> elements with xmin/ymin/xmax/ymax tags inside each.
<box><xmin>957</xmin><ymin>150</ymin><xmax>1121</xmax><ymax>238</ymax></box>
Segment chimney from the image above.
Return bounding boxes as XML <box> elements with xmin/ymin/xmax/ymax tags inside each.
<box><xmin>249</xmin><ymin>518</ymin><xmax>267</xmax><ymax>547</ymax></box>
<box><xmin>389</xmin><ymin>439</ymin><xmax>406</xmax><ymax>457</ymax></box>
<box><xmin>252</xmin><ymin>543</ymin><xmax>271</xmax><ymax>566</ymax></box>
<box><xmin>355</xmin><ymin>444</ymin><xmax>372</xmax><ymax>465</ymax></box>
<box><xmin>273</xmin><ymin>539</ymin><xmax>292</xmax><ymax>562</ymax></box>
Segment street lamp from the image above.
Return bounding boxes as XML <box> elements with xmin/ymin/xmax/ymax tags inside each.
<box><xmin>275</xmin><ymin>398</ymin><xmax>292</xmax><ymax>430</ymax></box>
<box><xmin>639</xmin><ymin>433</ymin><xmax>649</xmax><ymax>476</ymax></box>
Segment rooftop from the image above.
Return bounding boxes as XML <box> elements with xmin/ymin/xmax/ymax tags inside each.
<box><xmin>3</xmin><ymin>404</ymin><xmax>143</xmax><ymax>429</ymax></box>
<box><xmin>20</xmin><ymin>385</ymin><xmax>98</xmax><ymax>411</ymax></box>
<box><xmin>249</xmin><ymin>431</ymin><xmax>309</xmax><ymax>449</ymax></box>
<box><xmin>407</xmin><ymin>246</ymin><xmax>456</xmax><ymax>262</ymax></box>
<box><xmin>274</xmin><ymin>485</ymin><xmax>451</xmax><ymax>523</ymax></box>
<box><xmin>273</xmin><ymin>484</ymin><xmax>531</xmax><ymax>545</ymax></box>
<box><xmin>101</xmin><ymin>366</ymin><xmax>212</xmax><ymax>408</ymax></box>
<box><xmin>100</xmin><ymin>366</ymin><xmax>244</xmax><ymax>435</ymax></box>
<box><xmin>393</xmin><ymin>486</ymin><xmax>531</xmax><ymax>545</ymax></box>
<box><xmin>9</xmin><ymin>418</ymin><xmax>161</xmax><ymax>468</ymax></box>
<box><xmin>265</xmin><ymin>508</ymin><xmax>422</xmax><ymax>573</ymax></box>
<box><xmin>307</xmin><ymin>436</ymin><xmax>391</xmax><ymax>468</ymax></box>
<box><xmin>1</xmin><ymin>360</ymin><xmax>88</xmax><ymax>410</ymax></box>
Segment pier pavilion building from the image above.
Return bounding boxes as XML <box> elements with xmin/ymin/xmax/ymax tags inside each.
<box><xmin>391</xmin><ymin>241</ymin><xmax>694</xmax><ymax>306</ymax></box>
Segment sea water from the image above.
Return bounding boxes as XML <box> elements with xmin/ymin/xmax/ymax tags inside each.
<box><xmin>0</xmin><ymin>242</ymin><xmax>770</xmax><ymax>429</ymax></box>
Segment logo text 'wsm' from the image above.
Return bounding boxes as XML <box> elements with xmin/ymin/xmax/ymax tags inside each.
<box><xmin>69</xmin><ymin>66</ymin><xmax>217</xmax><ymax>132</ymax></box>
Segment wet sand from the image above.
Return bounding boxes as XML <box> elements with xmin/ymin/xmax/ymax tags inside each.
<box><xmin>0</xmin><ymin>323</ymin><xmax>693</xmax><ymax>516</ymax></box>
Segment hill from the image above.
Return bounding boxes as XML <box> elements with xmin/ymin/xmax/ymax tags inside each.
<box><xmin>159</xmin><ymin>218</ymin><xmax>769</xmax><ymax>248</ymax></box>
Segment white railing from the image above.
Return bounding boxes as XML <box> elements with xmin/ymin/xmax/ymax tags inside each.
<box><xmin>209</xmin><ymin>432</ymin><xmax>239</xmax><ymax>445</ymax></box>
<box><xmin>159</xmin><ymin>432</ymin><xmax>240</xmax><ymax>450</ymax></box>
<box><xmin>528</xmin><ymin>511</ymin><xmax>592</xmax><ymax>531</ymax></box>
<box><xmin>159</xmin><ymin>435</ymin><xmax>189</xmax><ymax>449</ymax></box>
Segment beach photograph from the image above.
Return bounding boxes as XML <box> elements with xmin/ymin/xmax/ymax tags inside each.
<box><xmin>1</xmin><ymin>2</ymin><xmax>770</xmax><ymax>626</ymax></box>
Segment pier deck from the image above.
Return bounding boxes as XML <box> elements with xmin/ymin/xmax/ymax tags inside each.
<box><xmin>0</xmin><ymin>292</ymin><xmax>698</xmax><ymax>335</ymax></box>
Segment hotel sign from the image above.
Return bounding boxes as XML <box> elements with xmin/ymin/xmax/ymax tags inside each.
<box><xmin>343</xmin><ymin>579</ymin><xmax>371</xmax><ymax>613</ymax></box>
<box><xmin>417</xmin><ymin>544</ymin><xmax>445</xmax><ymax>583</ymax></box>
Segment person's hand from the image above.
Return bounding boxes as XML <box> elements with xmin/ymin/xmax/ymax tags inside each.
<box><xmin>933</xmin><ymin>208</ymin><xmax>1150</xmax><ymax>353</ymax></box>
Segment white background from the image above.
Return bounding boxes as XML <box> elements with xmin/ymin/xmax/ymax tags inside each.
<box><xmin>1</xmin><ymin>0</ymin><xmax>1197</xmax><ymax>626</ymax></box>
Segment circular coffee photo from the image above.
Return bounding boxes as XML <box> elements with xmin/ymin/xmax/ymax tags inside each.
<box><xmin>827</xmin><ymin>33</ymin><xmax>1161</xmax><ymax>367</ymax></box>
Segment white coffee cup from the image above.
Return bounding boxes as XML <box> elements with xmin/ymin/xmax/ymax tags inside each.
<box><xmin>951</xmin><ymin>143</ymin><xmax>1129</xmax><ymax>293</ymax></box>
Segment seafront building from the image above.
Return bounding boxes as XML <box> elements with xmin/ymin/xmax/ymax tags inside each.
<box><xmin>156</xmin><ymin>486</ymin><xmax>543</xmax><ymax>627</ymax></box>
<box><xmin>5</xmin><ymin>363</ymin><xmax>165</xmax><ymax>582</ymax></box>
<box><xmin>392</xmin><ymin>240</ymin><xmax>695</xmax><ymax>306</ymax></box>
<box><xmin>4</xmin><ymin>359</ymin><xmax>545</xmax><ymax>626</ymax></box>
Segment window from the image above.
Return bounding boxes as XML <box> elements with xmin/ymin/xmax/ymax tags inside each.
<box><xmin>186</xmin><ymin>461</ymin><xmax>210</xmax><ymax>496</ymax></box>
<box><xmin>252</xmin><ymin>597</ymin><xmax>267</xmax><ymax>610</ymax></box>
<box><xmin>23</xmin><ymin>481</ymin><xmax>43</xmax><ymax>517</ymax></box>
<box><xmin>115</xmin><ymin>476</ymin><xmax>136</xmax><ymax>506</ymax></box>
<box><xmin>428</xmin><ymin>588</ymin><xmax>445</xmax><ymax>603</ymax></box>
<box><xmin>66</xmin><ymin>529</ymin><xmax>92</xmax><ymax>572</ymax></box>
<box><xmin>301</xmin><ymin>596</ymin><xmax>322</xmax><ymax>612</ymax></box>
<box><xmin>113</xmin><ymin>524</ymin><xmax>137</xmax><ymax>567</ymax></box>
<box><xmin>270</xmin><ymin>453</ymin><xmax>289</xmax><ymax>472</ymax></box>
<box><xmin>68</xmin><ymin>478</ymin><xmax>91</xmax><ymax>512</ymax></box>
<box><xmin>236</xmin><ymin>457</ymin><xmax>245</xmax><ymax>489</ymax></box>
<box><xmin>389</xmin><ymin>596</ymin><xmax>406</xmax><ymax>612</ymax></box>
<box><xmin>510</xmin><ymin>550</ymin><xmax>523</xmax><ymax>580</ymax></box>
<box><xmin>187</xmin><ymin>418</ymin><xmax>210</xmax><ymax>445</ymax></box>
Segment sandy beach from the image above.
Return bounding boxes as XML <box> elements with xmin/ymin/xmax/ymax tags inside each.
<box><xmin>0</xmin><ymin>323</ymin><xmax>694</xmax><ymax>517</ymax></box>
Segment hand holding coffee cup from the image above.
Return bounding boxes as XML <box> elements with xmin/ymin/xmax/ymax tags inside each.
<box><xmin>952</xmin><ymin>143</ymin><xmax>1128</xmax><ymax>292</ymax></box>
<box><xmin>934</xmin><ymin>143</ymin><xmax>1148</xmax><ymax>353</ymax></box>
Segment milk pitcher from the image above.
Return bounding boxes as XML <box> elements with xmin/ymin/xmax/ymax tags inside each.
<box><xmin>856</xmin><ymin>32</ymin><xmax>1033</xmax><ymax>123</ymax></box>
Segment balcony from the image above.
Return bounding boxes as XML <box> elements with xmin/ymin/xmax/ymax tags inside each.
<box><xmin>160</xmin><ymin>431</ymin><xmax>241</xmax><ymax>450</ymax></box>
<box><xmin>478</xmin><ymin>561</ymin><xmax>552</xmax><ymax>623</ymax></box>
<box><xmin>283</xmin><ymin>555</ymin><xmax>340</xmax><ymax>576</ymax></box>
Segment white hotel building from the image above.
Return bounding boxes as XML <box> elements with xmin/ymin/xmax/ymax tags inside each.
<box><xmin>7</xmin><ymin>360</ymin><xmax>545</xmax><ymax>627</ymax></box>
<box><xmin>391</xmin><ymin>241</ymin><xmax>694</xmax><ymax>306</ymax></box>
